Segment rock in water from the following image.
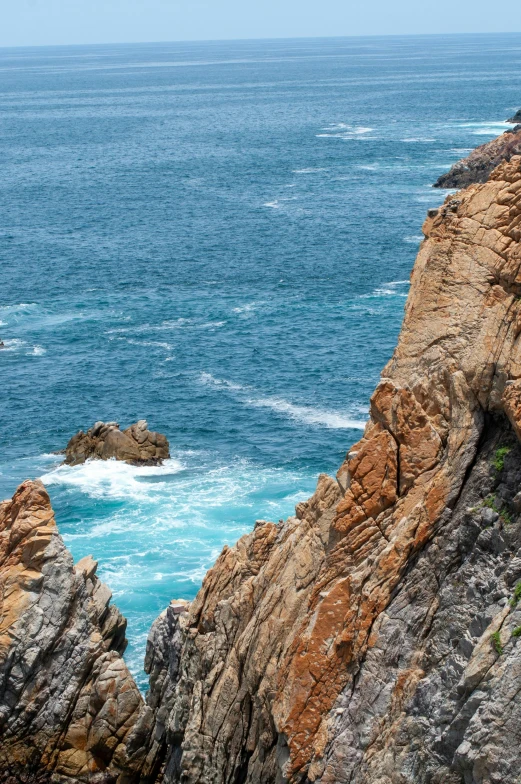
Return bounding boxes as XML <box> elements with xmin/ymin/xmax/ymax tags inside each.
<box><xmin>64</xmin><ymin>419</ymin><xmax>170</xmax><ymax>466</ymax></box>
<box><xmin>0</xmin><ymin>480</ymin><xmax>149</xmax><ymax>782</ymax></box>
<box><xmin>508</xmin><ymin>107</ymin><xmax>521</xmax><ymax>124</ymax></box>
<box><xmin>434</xmin><ymin>126</ymin><xmax>521</xmax><ymax>188</ymax></box>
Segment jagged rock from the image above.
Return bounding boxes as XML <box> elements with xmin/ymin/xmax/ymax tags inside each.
<box><xmin>508</xmin><ymin>108</ymin><xmax>521</xmax><ymax>124</ymax></box>
<box><xmin>8</xmin><ymin>142</ymin><xmax>521</xmax><ymax>784</ymax></box>
<box><xmin>142</xmin><ymin>155</ymin><xmax>521</xmax><ymax>783</ymax></box>
<box><xmin>64</xmin><ymin>420</ymin><xmax>170</xmax><ymax>466</ymax></box>
<box><xmin>434</xmin><ymin>127</ymin><xmax>521</xmax><ymax>188</ymax></box>
<box><xmin>0</xmin><ymin>480</ymin><xmax>148</xmax><ymax>783</ymax></box>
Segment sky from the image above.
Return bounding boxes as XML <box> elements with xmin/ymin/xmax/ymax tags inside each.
<box><xmin>2</xmin><ymin>0</ymin><xmax>521</xmax><ymax>48</ymax></box>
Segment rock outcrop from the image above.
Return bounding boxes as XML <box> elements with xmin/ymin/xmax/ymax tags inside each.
<box><xmin>141</xmin><ymin>155</ymin><xmax>521</xmax><ymax>783</ymax></box>
<box><xmin>508</xmin><ymin>107</ymin><xmax>521</xmax><ymax>124</ymax></box>
<box><xmin>64</xmin><ymin>420</ymin><xmax>170</xmax><ymax>466</ymax></box>
<box><xmin>434</xmin><ymin>126</ymin><xmax>521</xmax><ymax>188</ymax></box>
<box><xmin>0</xmin><ymin>479</ymin><xmax>154</xmax><ymax>783</ymax></box>
<box><xmin>6</xmin><ymin>149</ymin><xmax>521</xmax><ymax>784</ymax></box>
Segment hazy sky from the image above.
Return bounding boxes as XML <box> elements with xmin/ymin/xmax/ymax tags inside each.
<box><xmin>2</xmin><ymin>0</ymin><xmax>521</xmax><ymax>48</ymax></box>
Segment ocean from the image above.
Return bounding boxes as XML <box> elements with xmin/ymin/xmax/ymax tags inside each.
<box><xmin>1</xmin><ymin>33</ymin><xmax>520</xmax><ymax>688</ymax></box>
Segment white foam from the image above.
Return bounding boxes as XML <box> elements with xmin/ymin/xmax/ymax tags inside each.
<box><xmin>1</xmin><ymin>338</ymin><xmax>26</xmax><ymax>352</ymax></box>
<box><xmin>126</xmin><ymin>339</ymin><xmax>173</xmax><ymax>350</ymax></box>
<box><xmin>401</xmin><ymin>138</ymin><xmax>436</xmax><ymax>143</ymax></box>
<box><xmin>32</xmin><ymin>346</ymin><xmax>46</xmax><ymax>355</ymax></box>
<box><xmin>404</xmin><ymin>235</ymin><xmax>423</xmax><ymax>244</ymax></box>
<box><xmin>198</xmin><ymin>372</ymin><xmax>244</xmax><ymax>391</ymax></box>
<box><xmin>292</xmin><ymin>167</ymin><xmax>327</xmax><ymax>174</ymax></box>
<box><xmin>41</xmin><ymin>457</ymin><xmax>185</xmax><ymax>501</ymax></box>
<box><xmin>246</xmin><ymin>396</ymin><xmax>366</xmax><ymax>429</ymax></box>
<box><xmin>232</xmin><ymin>303</ymin><xmax>260</xmax><ymax>314</ymax></box>
<box><xmin>198</xmin><ymin>372</ymin><xmax>365</xmax><ymax>429</ymax></box>
<box><xmin>0</xmin><ymin>302</ymin><xmax>37</xmax><ymax>313</ymax></box>
<box><xmin>198</xmin><ymin>321</ymin><xmax>226</xmax><ymax>329</ymax></box>
<box><xmin>263</xmin><ymin>200</ymin><xmax>281</xmax><ymax>209</ymax></box>
<box><xmin>321</xmin><ymin>124</ymin><xmax>374</xmax><ymax>135</ymax></box>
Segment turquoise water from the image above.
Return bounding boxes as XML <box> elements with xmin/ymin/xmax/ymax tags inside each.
<box><xmin>2</xmin><ymin>34</ymin><xmax>521</xmax><ymax>687</ymax></box>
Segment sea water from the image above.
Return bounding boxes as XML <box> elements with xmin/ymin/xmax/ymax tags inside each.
<box><xmin>1</xmin><ymin>33</ymin><xmax>521</xmax><ymax>688</ymax></box>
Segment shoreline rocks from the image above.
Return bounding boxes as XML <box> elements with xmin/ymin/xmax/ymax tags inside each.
<box><xmin>0</xmin><ymin>480</ymin><xmax>149</xmax><ymax>783</ymax></box>
<box><xmin>434</xmin><ymin>125</ymin><xmax>521</xmax><ymax>188</ymax></box>
<box><xmin>508</xmin><ymin>107</ymin><xmax>521</xmax><ymax>124</ymax></box>
<box><xmin>64</xmin><ymin>419</ymin><xmax>170</xmax><ymax>466</ymax></box>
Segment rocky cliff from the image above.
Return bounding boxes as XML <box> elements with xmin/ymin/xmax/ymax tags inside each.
<box><xmin>0</xmin><ymin>480</ymin><xmax>149</xmax><ymax>783</ymax></box>
<box><xmin>4</xmin><ymin>154</ymin><xmax>521</xmax><ymax>784</ymax></box>
<box><xmin>144</xmin><ymin>155</ymin><xmax>521</xmax><ymax>783</ymax></box>
<box><xmin>434</xmin><ymin>126</ymin><xmax>521</xmax><ymax>188</ymax></box>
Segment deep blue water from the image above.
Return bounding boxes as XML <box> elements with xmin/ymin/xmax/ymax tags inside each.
<box><xmin>2</xmin><ymin>34</ymin><xmax>521</xmax><ymax>687</ymax></box>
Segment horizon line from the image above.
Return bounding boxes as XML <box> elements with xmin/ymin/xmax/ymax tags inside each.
<box><xmin>1</xmin><ymin>30</ymin><xmax>521</xmax><ymax>52</ymax></box>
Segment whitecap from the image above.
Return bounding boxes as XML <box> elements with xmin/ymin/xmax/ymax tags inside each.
<box><xmin>41</xmin><ymin>457</ymin><xmax>185</xmax><ymax>501</ymax></box>
<box><xmin>263</xmin><ymin>200</ymin><xmax>281</xmax><ymax>209</ymax></box>
<box><xmin>403</xmin><ymin>235</ymin><xmax>423</xmax><ymax>244</ymax></box>
<box><xmin>401</xmin><ymin>138</ymin><xmax>436</xmax><ymax>143</ymax></box>
<box><xmin>321</xmin><ymin>124</ymin><xmax>374</xmax><ymax>134</ymax></box>
<box><xmin>197</xmin><ymin>321</ymin><xmax>226</xmax><ymax>329</ymax></box>
<box><xmin>31</xmin><ymin>346</ymin><xmax>46</xmax><ymax>355</ymax></box>
<box><xmin>292</xmin><ymin>168</ymin><xmax>327</xmax><ymax>174</ymax></box>
<box><xmin>198</xmin><ymin>372</ymin><xmax>244</xmax><ymax>391</ymax></box>
<box><xmin>127</xmin><ymin>339</ymin><xmax>173</xmax><ymax>350</ymax></box>
<box><xmin>1</xmin><ymin>338</ymin><xmax>26</xmax><ymax>352</ymax></box>
<box><xmin>197</xmin><ymin>372</ymin><xmax>365</xmax><ymax>429</ymax></box>
<box><xmin>246</xmin><ymin>396</ymin><xmax>366</xmax><ymax>429</ymax></box>
<box><xmin>232</xmin><ymin>303</ymin><xmax>259</xmax><ymax>315</ymax></box>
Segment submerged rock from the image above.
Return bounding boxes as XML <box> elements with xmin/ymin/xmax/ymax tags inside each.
<box><xmin>64</xmin><ymin>419</ymin><xmax>170</xmax><ymax>466</ymax></box>
<box><xmin>434</xmin><ymin>126</ymin><xmax>521</xmax><ymax>187</ymax></box>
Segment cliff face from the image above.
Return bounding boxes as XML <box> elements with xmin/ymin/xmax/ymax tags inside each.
<box><xmin>434</xmin><ymin>127</ymin><xmax>521</xmax><ymax>188</ymax></box>
<box><xmin>4</xmin><ymin>155</ymin><xmax>521</xmax><ymax>784</ymax></box>
<box><xmin>0</xmin><ymin>481</ymin><xmax>149</xmax><ymax>783</ymax></box>
<box><xmin>145</xmin><ymin>155</ymin><xmax>521</xmax><ymax>784</ymax></box>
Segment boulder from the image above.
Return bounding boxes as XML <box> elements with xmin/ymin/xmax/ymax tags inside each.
<box><xmin>64</xmin><ymin>419</ymin><xmax>170</xmax><ymax>466</ymax></box>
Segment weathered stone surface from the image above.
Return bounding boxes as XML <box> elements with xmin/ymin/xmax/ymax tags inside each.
<box><xmin>64</xmin><ymin>420</ymin><xmax>170</xmax><ymax>466</ymax></box>
<box><xmin>143</xmin><ymin>155</ymin><xmax>521</xmax><ymax>783</ymax></box>
<box><xmin>0</xmin><ymin>480</ymin><xmax>147</xmax><ymax>783</ymax></box>
<box><xmin>7</xmin><ymin>146</ymin><xmax>521</xmax><ymax>784</ymax></box>
<box><xmin>434</xmin><ymin>127</ymin><xmax>521</xmax><ymax>188</ymax></box>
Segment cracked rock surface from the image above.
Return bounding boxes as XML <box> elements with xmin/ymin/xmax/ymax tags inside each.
<box><xmin>0</xmin><ymin>480</ymin><xmax>148</xmax><ymax>783</ymax></box>
<box><xmin>6</xmin><ymin>155</ymin><xmax>521</xmax><ymax>784</ymax></box>
<box><xmin>144</xmin><ymin>156</ymin><xmax>521</xmax><ymax>783</ymax></box>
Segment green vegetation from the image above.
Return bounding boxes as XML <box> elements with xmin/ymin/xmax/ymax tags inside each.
<box><xmin>493</xmin><ymin>446</ymin><xmax>511</xmax><ymax>472</ymax></box>
<box><xmin>482</xmin><ymin>494</ymin><xmax>497</xmax><ymax>509</ymax></box>
<box><xmin>512</xmin><ymin>626</ymin><xmax>521</xmax><ymax>639</ymax></box>
<box><xmin>501</xmin><ymin>508</ymin><xmax>513</xmax><ymax>525</ymax></box>
<box><xmin>511</xmin><ymin>582</ymin><xmax>521</xmax><ymax>607</ymax></box>
<box><xmin>481</xmin><ymin>494</ymin><xmax>512</xmax><ymax>525</ymax></box>
<box><xmin>491</xmin><ymin>630</ymin><xmax>503</xmax><ymax>655</ymax></box>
